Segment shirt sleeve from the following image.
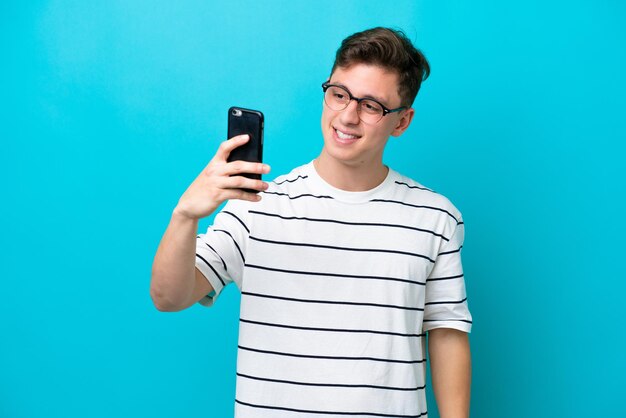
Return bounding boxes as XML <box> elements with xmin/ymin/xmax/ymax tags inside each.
<box><xmin>423</xmin><ymin>219</ymin><xmax>472</xmax><ymax>333</ymax></box>
<box><xmin>195</xmin><ymin>200</ymin><xmax>251</xmax><ymax>307</ymax></box>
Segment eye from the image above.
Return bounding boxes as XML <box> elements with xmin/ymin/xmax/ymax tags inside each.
<box><xmin>361</xmin><ymin>100</ymin><xmax>382</xmax><ymax>114</ymax></box>
<box><xmin>327</xmin><ymin>86</ymin><xmax>349</xmax><ymax>101</ymax></box>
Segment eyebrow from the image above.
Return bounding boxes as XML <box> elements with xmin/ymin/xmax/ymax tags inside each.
<box><xmin>331</xmin><ymin>82</ymin><xmax>390</xmax><ymax>106</ymax></box>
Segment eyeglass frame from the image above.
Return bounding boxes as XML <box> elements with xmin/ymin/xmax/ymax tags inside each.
<box><xmin>321</xmin><ymin>81</ymin><xmax>407</xmax><ymax>123</ymax></box>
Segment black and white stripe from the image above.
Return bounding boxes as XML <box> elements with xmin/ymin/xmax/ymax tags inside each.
<box><xmin>235</xmin><ymin>399</ymin><xmax>428</xmax><ymax>418</ymax></box>
<box><xmin>250</xmin><ymin>209</ymin><xmax>450</xmax><ymax>241</ymax></box>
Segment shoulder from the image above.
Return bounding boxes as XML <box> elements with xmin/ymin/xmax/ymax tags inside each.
<box><xmin>268</xmin><ymin>164</ymin><xmax>310</xmax><ymax>188</ymax></box>
<box><xmin>264</xmin><ymin>163</ymin><xmax>313</xmax><ymax>196</ymax></box>
<box><xmin>388</xmin><ymin>170</ymin><xmax>463</xmax><ymax>224</ymax></box>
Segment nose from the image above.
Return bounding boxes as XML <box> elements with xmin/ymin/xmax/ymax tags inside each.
<box><xmin>339</xmin><ymin>99</ymin><xmax>361</xmax><ymax>125</ymax></box>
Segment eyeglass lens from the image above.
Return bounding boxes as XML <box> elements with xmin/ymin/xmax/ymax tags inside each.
<box><xmin>324</xmin><ymin>85</ymin><xmax>384</xmax><ymax>124</ymax></box>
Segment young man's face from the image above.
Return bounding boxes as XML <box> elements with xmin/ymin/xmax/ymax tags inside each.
<box><xmin>320</xmin><ymin>63</ymin><xmax>414</xmax><ymax>171</ymax></box>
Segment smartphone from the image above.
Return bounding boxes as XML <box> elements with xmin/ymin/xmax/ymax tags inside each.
<box><xmin>227</xmin><ymin>107</ymin><xmax>264</xmax><ymax>192</ymax></box>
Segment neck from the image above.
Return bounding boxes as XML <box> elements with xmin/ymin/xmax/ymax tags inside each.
<box><xmin>313</xmin><ymin>153</ymin><xmax>389</xmax><ymax>192</ymax></box>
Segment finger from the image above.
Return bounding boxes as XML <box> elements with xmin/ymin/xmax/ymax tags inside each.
<box><xmin>219</xmin><ymin>187</ymin><xmax>264</xmax><ymax>203</ymax></box>
<box><xmin>223</xmin><ymin>161</ymin><xmax>271</xmax><ymax>177</ymax></box>
<box><xmin>235</xmin><ymin>189</ymin><xmax>263</xmax><ymax>202</ymax></box>
<box><xmin>214</xmin><ymin>134</ymin><xmax>249</xmax><ymax>161</ymax></box>
<box><xmin>220</xmin><ymin>175</ymin><xmax>269</xmax><ymax>192</ymax></box>
<box><xmin>215</xmin><ymin>173</ymin><xmax>268</xmax><ymax>191</ymax></box>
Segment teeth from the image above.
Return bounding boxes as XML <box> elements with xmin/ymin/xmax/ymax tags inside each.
<box><xmin>336</xmin><ymin>129</ymin><xmax>358</xmax><ymax>140</ymax></box>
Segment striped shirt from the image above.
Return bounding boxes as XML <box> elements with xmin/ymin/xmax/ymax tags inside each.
<box><xmin>195</xmin><ymin>162</ymin><xmax>472</xmax><ymax>418</ymax></box>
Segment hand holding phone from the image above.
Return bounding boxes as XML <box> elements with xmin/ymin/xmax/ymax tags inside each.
<box><xmin>172</xmin><ymin>108</ymin><xmax>268</xmax><ymax>221</ymax></box>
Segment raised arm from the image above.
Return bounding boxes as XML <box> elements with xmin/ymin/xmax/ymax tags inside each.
<box><xmin>150</xmin><ymin>135</ymin><xmax>270</xmax><ymax>311</ymax></box>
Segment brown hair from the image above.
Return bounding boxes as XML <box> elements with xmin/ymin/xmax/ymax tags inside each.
<box><xmin>331</xmin><ymin>27</ymin><xmax>430</xmax><ymax>107</ymax></box>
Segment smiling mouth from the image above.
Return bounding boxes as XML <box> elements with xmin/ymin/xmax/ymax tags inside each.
<box><xmin>334</xmin><ymin>128</ymin><xmax>361</xmax><ymax>141</ymax></box>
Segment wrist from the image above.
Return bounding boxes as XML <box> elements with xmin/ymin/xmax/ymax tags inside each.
<box><xmin>171</xmin><ymin>206</ymin><xmax>200</xmax><ymax>224</ymax></box>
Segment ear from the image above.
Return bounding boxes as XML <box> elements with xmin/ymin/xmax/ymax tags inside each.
<box><xmin>390</xmin><ymin>108</ymin><xmax>415</xmax><ymax>137</ymax></box>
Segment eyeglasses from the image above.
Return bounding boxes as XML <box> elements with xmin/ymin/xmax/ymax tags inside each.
<box><xmin>322</xmin><ymin>82</ymin><xmax>407</xmax><ymax>124</ymax></box>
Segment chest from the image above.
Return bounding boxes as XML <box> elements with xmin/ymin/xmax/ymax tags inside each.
<box><xmin>245</xmin><ymin>199</ymin><xmax>446</xmax><ymax>290</ymax></box>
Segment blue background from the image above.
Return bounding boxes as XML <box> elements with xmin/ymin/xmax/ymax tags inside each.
<box><xmin>2</xmin><ymin>1</ymin><xmax>625</xmax><ymax>417</ymax></box>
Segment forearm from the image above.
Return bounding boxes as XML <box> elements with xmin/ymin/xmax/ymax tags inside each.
<box><xmin>150</xmin><ymin>210</ymin><xmax>200</xmax><ymax>310</ymax></box>
<box><xmin>149</xmin><ymin>136</ymin><xmax>270</xmax><ymax>311</ymax></box>
<box><xmin>428</xmin><ymin>328</ymin><xmax>471</xmax><ymax>418</ymax></box>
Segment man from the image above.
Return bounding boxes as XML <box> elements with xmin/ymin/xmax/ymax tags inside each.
<box><xmin>151</xmin><ymin>27</ymin><xmax>472</xmax><ymax>418</ymax></box>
